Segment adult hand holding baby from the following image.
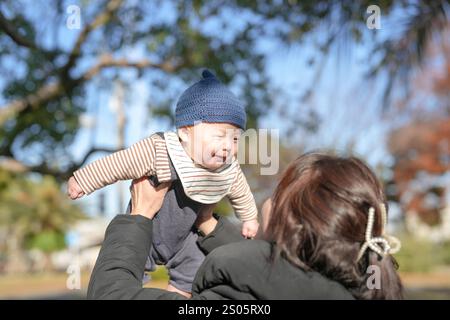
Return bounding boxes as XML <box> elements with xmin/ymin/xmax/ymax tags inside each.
<box><xmin>130</xmin><ymin>177</ymin><xmax>171</xmax><ymax>220</ymax></box>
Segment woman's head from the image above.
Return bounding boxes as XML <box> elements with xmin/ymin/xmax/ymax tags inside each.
<box><xmin>264</xmin><ymin>152</ymin><xmax>403</xmax><ymax>299</ymax></box>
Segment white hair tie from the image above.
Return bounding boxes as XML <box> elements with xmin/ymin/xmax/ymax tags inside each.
<box><xmin>356</xmin><ymin>204</ymin><xmax>401</xmax><ymax>262</ymax></box>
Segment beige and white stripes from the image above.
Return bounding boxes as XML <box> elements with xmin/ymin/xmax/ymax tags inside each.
<box><xmin>73</xmin><ymin>132</ymin><xmax>258</xmax><ymax>222</ymax></box>
<box><xmin>73</xmin><ymin>134</ymin><xmax>171</xmax><ymax>195</ymax></box>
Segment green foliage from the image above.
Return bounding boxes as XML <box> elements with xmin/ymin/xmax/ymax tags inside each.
<box><xmin>24</xmin><ymin>230</ymin><xmax>66</xmax><ymax>253</ymax></box>
<box><xmin>0</xmin><ymin>169</ymin><xmax>86</xmax><ymax>251</ymax></box>
<box><xmin>396</xmin><ymin>234</ymin><xmax>450</xmax><ymax>273</ymax></box>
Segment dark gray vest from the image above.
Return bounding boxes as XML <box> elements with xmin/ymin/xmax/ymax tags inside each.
<box><xmin>127</xmin><ymin>133</ymin><xmax>203</xmax><ymax>262</ymax></box>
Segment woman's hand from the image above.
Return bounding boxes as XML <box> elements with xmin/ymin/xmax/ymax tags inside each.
<box><xmin>130</xmin><ymin>177</ymin><xmax>171</xmax><ymax>220</ymax></box>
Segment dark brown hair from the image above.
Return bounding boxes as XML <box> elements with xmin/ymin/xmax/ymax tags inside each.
<box><xmin>264</xmin><ymin>152</ymin><xmax>403</xmax><ymax>299</ymax></box>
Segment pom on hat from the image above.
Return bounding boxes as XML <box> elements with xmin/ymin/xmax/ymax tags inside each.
<box><xmin>202</xmin><ymin>69</ymin><xmax>216</xmax><ymax>79</ymax></box>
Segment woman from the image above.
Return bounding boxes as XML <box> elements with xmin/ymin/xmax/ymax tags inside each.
<box><xmin>87</xmin><ymin>152</ymin><xmax>403</xmax><ymax>299</ymax></box>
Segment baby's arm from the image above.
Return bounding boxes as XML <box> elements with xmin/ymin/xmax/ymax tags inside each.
<box><xmin>71</xmin><ymin>135</ymin><xmax>159</xmax><ymax>196</ymax></box>
<box><xmin>228</xmin><ymin>165</ymin><xmax>259</xmax><ymax>238</ymax></box>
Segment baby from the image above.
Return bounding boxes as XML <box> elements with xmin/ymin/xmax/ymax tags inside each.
<box><xmin>67</xmin><ymin>69</ymin><xmax>259</xmax><ymax>297</ymax></box>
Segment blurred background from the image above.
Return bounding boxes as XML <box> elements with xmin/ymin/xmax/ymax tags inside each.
<box><xmin>0</xmin><ymin>0</ymin><xmax>449</xmax><ymax>299</ymax></box>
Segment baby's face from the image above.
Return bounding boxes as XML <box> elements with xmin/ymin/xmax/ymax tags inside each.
<box><xmin>180</xmin><ymin>122</ymin><xmax>242</xmax><ymax>170</ymax></box>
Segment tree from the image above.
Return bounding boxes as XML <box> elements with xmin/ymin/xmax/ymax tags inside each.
<box><xmin>387</xmin><ymin>28</ymin><xmax>450</xmax><ymax>226</ymax></box>
<box><xmin>389</xmin><ymin>118</ymin><xmax>450</xmax><ymax>222</ymax></box>
<box><xmin>1</xmin><ymin>0</ymin><xmax>448</xmax><ymax>181</ymax></box>
<box><xmin>0</xmin><ymin>169</ymin><xmax>85</xmax><ymax>272</ymax></box>
<box><xmin>0</xmin><ymin>0</ymin><xmax>273</xmax><ymax>180</ymax></box>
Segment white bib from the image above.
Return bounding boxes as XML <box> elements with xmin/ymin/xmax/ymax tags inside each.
<box><xmin>164</xmin><ymin>131</ymin><xmax>238</xmax><ymax>204</ymax></box>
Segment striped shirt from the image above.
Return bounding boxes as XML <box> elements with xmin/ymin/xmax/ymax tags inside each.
<box><xmin>73</xmin><ymin>131</ymin><xmax>257</xmax><ymax>222</ymax></box>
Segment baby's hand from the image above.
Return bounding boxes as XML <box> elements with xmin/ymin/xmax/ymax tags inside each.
<box><xmin>67</xmin><ymin>176</ymin><xmax>85</xmax><ymax>200</ymax></box>
<box><xmin>242</xmin><ymin>219</ymin><xmax>259</xmax><ymax>239</ymax></box>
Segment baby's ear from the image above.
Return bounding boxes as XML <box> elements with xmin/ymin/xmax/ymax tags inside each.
<box><xmin>177</xmin><ymin>126</ymin><xmax>190</xmax><ymax>142</ymax></box>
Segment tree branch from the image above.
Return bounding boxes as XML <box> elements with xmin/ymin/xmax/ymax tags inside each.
<box><xmin>0</xmin><ymin>10</ymin><xmax>39</xmax><ymax>50</ymax></box>
<box><xmin>78</xmin><ymin>54</ymin><xmax>184</xmax><ymax>82</ymax></box>
<box><xmin>0</xmin><ymin>0</ymin><xmax>124</xmax><ymax>125</ymax></box>
<box><xmin>0</xmin><ymin>0</ymin><xmax>185</xmax><ymax>128</ymax></box>
<box><xmin>0</xmin><ymin>55</ymin><xmax>183</xmax><ymax>126</ymax></box>
<box><xmin>0</xmin><ymin>146</ymin><xmax>117</xmax><ymax>179</ymax></box>
<box><xmin>0</xmin><ymin>156</ymin><xmax>62</xmax><ymax>177</ymax></box>
<box><xmin>62</xmin><ymin>0</ymin><xmax>124</xmax><ymax>74</ymax></box>
<box><xmin>0</xmin><ymin>82</ymin><xmax>63</xmax><ymax>125</ymax></box>
<box><xmin>75</xmin><ymin>147</ymin><xmax>117</xmax><ymax>168</ymax></box>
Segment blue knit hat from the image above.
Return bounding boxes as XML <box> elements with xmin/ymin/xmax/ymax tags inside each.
<box><xmin>175</xmin><ymin>69</ymin><xmax>247</xmax><ymax>129</ymax></box>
